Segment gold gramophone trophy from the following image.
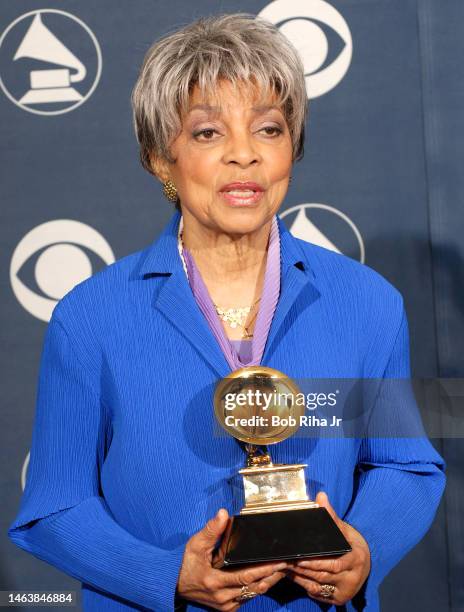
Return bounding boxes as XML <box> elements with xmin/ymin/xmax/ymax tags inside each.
<box><xmin>212</xmin><ymin>366</ymin><xmax>351</xmax><ymax>568</ymax></box>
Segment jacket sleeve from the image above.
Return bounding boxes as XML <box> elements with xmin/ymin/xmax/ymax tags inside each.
<box><xmin>342</xmin><ymin>306</ymin><xmax>446</xmax><ymax>611</ymax></box>
<box><xmin>7</xmin><ymin>311</ymin><xmax>186</xmax><ymax>612</ymax></box>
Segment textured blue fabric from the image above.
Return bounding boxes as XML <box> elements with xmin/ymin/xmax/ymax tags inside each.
<box><xmin>8</xmin><ymin>209</ymin><xmax>446</xmax><ymax>611</ymax></box>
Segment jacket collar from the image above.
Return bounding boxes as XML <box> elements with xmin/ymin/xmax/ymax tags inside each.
<box><xmin>137</xmin><ymin>209</ymin><xmax>320</xmax><ymax>377</ymax></box>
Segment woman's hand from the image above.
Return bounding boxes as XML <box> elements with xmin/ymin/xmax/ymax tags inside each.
<box><xmin>286</xmin><ymin>492</ymin><xmax>371</xmax><ymax>606</ymax></box>
<box><xmin>177</xmin><ymin>509</ymin><xmax>288</xmax><ymax>611</ymax></box>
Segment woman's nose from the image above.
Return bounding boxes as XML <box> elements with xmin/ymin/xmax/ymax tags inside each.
<box><xmin>222</xmin><ymin>131</ymin><xmax>261</xmax><ymax>167</ymax></box>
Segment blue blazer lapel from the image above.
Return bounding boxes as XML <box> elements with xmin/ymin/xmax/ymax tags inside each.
<box><xmin>137</xmin><ymin>210</ymin><xmax>320</xmax><ymax>374</ymax></box>
<box><xmin>154</xmin><ymin>269</ymin><xmax>231</xmax><ymax>377</ymax></box>
<box><xmin>138</xmin><ymin>211</ymin><xmax>230</xmax><ymax>377</ymax></box>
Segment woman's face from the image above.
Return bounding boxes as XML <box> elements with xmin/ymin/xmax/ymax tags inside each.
<box><xmin>154</xmin><ymin>79</ymin><xmax>293</xmax><ymax>235</ymax></box>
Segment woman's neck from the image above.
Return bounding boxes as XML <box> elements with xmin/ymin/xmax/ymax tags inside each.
<box><xmin>180</xmin><ymin>210</ymin><xmax>272</xmax><ymax>309</ymax></box>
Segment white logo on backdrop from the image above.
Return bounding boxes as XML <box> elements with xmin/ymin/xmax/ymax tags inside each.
<box><xmin>0</xmin><ymin>9</ymin><xmax>102</xmax><ymax>114</ymax></box>
<box><xmin>10</xmin><ymin>220</ymin><xmax>115</xmax><ymax>322</ymax></box>
<box><xmin>280</xmin><ymin>203</ymin><xmax>365</xmax><ymax>263</ymax></box>
<box><xmin>258</xmin><ymin>0</ymin><xmax>352</xmax><ymax>99</ymax></box>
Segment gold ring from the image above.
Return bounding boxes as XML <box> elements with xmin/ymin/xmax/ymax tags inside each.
<box><xmin>235</xmin><ymin>585</ymin><xmax>258</xmax><ymax>602</ymax></box>
<box><xmin>320</xmin><ymin>583</ymin><xmax>335</xmax><ymax>599</ymax></box>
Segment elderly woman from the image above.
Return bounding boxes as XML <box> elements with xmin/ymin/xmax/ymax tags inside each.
<box><xmin>8</xmin><ymin>12</ymin><xmax>445</xmax><ymax>612</ymax></box>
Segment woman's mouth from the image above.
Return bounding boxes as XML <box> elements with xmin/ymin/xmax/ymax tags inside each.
<box><xmin>219</xmin><ymin>182</ymin><xmax>265</xmax><ymax>207</ymax></box>
<box><xmin>220</xmin><ymin>189</ymin><xmax>264</xmax><ymax>206</ymax></box>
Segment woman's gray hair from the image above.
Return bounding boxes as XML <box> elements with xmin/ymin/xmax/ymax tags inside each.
<box><xmin>131</xmin><ymin>12</ymin><xmax>307</xmax><ymax>182</ymax></box>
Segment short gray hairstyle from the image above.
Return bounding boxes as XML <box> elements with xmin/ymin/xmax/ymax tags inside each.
<box><xmin>131</xmin><ymin>13</ymin><xmax>307</xmax><ymax>188</ymax></box>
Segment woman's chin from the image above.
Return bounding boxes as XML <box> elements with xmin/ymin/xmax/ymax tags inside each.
<box><xmin>213</xmin><ymin>214</ymin><xmax>271</xmax><ymax>237</ymax></box>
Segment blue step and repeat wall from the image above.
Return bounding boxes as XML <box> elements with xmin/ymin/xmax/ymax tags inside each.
<box><xmin>1</xmin><ymin>1</ymin><xmax>462</xmax><ymax>610</ymax></box>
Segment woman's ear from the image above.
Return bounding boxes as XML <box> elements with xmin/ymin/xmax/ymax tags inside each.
<box><xmin>149</xmin><ymin>153</ymin><xmax>170</xmax><ymax>183</ymax></box>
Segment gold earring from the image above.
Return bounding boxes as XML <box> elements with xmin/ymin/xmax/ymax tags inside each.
<box><xmin>163</xmin><ymin>179</ymin><xmax>178</xmax><ymax>202</ymax></box>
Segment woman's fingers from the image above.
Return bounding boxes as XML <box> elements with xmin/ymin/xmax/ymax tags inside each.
<box><xmin>217</xmin><ymin>570</ymin><xmax>288</xmax><ymax>609</ymax></box>
<box><xmin>218</xmin><ymin>561</ymin><xmax>288</xmax><ymax>588</ymax></box>
<box><xmin>289</xmin><ymin>565</ymin><xmax>348</xmax><ymax>585</ymax></box>
<box><xmin>252</xmin><ymin>570</ymin><xmax>287</xmax><ymax>592</ymax></box>
<box><xmin>294</xmin><ymin>554</ymin><xmax>352</xmax><ymax>573</ymax></box>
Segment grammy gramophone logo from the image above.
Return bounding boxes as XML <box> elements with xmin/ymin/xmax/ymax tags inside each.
<box><xmin>0</xmin><ymin>9</ymin><xmax>102</xmax><ymax>115</ymax></box>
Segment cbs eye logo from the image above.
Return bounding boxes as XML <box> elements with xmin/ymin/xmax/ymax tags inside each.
<box><xmin>10</xmin><ymin>220</ymin><xmax>115</xmax><ymax>322</ymax></box>
<box><xmin>258</xmin><ymin>0</ymin><xmax>353</xmax><ymax>99</ymax></box>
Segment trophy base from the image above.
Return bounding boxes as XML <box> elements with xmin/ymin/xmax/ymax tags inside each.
<box><xmin>212</xmin><ymin>507</ymin><xmax>351</xmax><ymax>569</ymax></box>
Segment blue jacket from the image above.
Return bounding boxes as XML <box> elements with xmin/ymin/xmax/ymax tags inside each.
<box><xmin>8</xmin><ymin>209</ymin><xmax>446</xmax><ymax>611</ymax></box>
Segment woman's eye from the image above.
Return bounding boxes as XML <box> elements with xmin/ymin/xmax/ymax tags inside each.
<box><xmin>260</xmin><ymin>126</ymin><xmax>283</xmax><ymax>137</ymax></box>
<box><xmin>193</xmin><ymin>128</ymin><xmax>218</xmax><ymax>140</ymax></box>
<box><xmin>193</xmin><ymin>125</ymin><xmax>283</xmax><ymax>140</ymax></box>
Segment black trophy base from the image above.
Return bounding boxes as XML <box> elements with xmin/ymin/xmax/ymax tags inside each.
<box><xmin>212</xmin><ymin>507</ymin><xmax>351</xmax><ymax>569</ymax></box>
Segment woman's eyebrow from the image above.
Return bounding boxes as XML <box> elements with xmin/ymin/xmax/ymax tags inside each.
<box><xmin>188</xmin><ymin>104</ymin><xmax>220</xmax><ymax>115</ymax></box>
<box><xmin>187</xmin><ymin>104</ymin><xmax>280</xmax><ymax>115</ymax></box>
<box><xmin>251</xmin><ymin>104</ymin><xmax>281</xmax><ymax>114</ymax></box>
